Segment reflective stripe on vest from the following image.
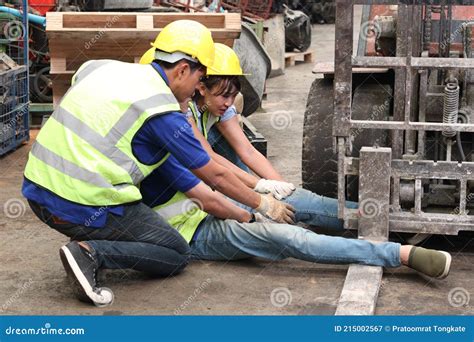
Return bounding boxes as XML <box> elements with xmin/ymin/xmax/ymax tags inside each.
<box><xmin>189</xmin><ymin>101</ymin><xmax>220</xmax><ymax>139</ymax></box>
<box><xmin>154</xmin><ymin>192</ymin><xmax>208</xmax><ymax>243</ymax></box>
<box><xmin>24</xmin><ymin>60</ymin><xmax>180</xmax><ymax>206</ymax></box>
<box><xmin>72</xmin><ymin>59</ymin><xmax>114</xmax><ymax>85</ymax></box>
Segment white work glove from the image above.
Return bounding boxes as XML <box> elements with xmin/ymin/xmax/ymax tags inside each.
<box><xmin>255</xmin><ymin>194</ymin><xmax>295</xmax><ymax>224</ymax></box>
<box><xmin>254</xmin><ymin>213</ymin><xmax>274</xmax><ymax>223</ymax></box>
<box><xmin>254</xmin><ymin>179</ymin><xmax>296</xmax><ymax>200</ymax></box>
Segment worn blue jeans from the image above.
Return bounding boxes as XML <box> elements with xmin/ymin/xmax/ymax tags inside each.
<box><xmin>196</xmin><ymin>126</ymin><xmax>401</xmax><ymax>267</ymax></box>
<box><xmin>29</xmin><ymin>200</ymin><xmax>190</xmax><ymax>276</ymax></box>
<box><xmin>208</xmin><ymin>125</ymin><xmax>250</xmax><ymax>172</ymax></box>
<box><xmin>190</xmin><ymin>189</ymin><xmax>401</xmax><ymax>267</ymax></box>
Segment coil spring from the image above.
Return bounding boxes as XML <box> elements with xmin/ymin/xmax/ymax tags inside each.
<box><xmin>442</xmin><ymin>82</ymin><xmax>460</xmax><ymax>138</ymax></box>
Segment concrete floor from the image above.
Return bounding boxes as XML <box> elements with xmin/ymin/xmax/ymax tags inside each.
<box><xmin>1</xmin><ymin>19</ymin><xmax>473</xmax><ymax>315</ymax></box>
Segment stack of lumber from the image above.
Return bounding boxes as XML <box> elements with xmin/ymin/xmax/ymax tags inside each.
<box><xmin>46</xmin><ymin>12</ymin><xmax>241</xmax><ymax>105</ymax></box>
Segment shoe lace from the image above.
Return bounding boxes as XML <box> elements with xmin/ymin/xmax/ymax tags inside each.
<box><xmin>81</xmin><ymin>248</ymin><xmax>101</xmax><ymax>289</ymax></box>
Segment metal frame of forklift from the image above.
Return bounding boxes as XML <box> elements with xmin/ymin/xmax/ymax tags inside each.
<box><xmin>332</xmin><ymin>0</ymin><xmax>474</xmax><ymax>315</ymax></box>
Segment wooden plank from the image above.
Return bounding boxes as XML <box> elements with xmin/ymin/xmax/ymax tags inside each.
<box><xmin>47</xmin><ymin>12</ymin><xmax>241</xmax><ymax>30</ymax></box>
<box><xmin>335</xmin><ymin>265</ymin><xmax>383</xmax><ymax>315</ymax></box>
<box><xmin>136</xmin><ymin>14</ymin><xmax>154</xmax><ymax>30</ymax></box>
<box><xmin>45</xmin><ymin>12</ymin><xmax>63</xmax><ymax>30</ymax></box>
<box><xmin>284</xmin><ymin>51</ymin><xmax>314</xmax><ymax>68</ymax></box>
<box><xmin>49</xmin><ymin>57</ymin><xmax>68</xmax><ymax>74</ymax></box>
<box><xmin>46</xmin><ymin>12</ymin><xmax>242</xmax><ymax>104</ymax></box>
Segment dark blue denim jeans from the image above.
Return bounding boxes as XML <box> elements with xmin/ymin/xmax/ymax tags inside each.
<box><xmin>29</xmin><ymin>200</ymin><xmax>190</xmax><ymax>277</ymax></box>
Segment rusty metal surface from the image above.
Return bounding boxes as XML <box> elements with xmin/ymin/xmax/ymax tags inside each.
<box><xmin>342</xmin><ymin>154</ymin><xmax>474</xmax><ymax>233</ymax></box>
<box><xmin>333</xmin><ymin>1</ymin><xmax>353</xmax><ymax>138</ymax></box>
<box><xmin>358</xmin><ymin>147</ymin><xmax>392</xmax><ymax>240</ymax></box>
<box><xmin>331</xmin><ymin>1</ymin><xmax>474</xmax><ymax>236</ymax></box>
<box><xmin>353</xmin><ymin>56</ymin><xmax>474</xmax><ymax>68</ymax></box>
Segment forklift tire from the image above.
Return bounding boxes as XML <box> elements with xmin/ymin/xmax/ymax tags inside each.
<box><xmin>302</xmin><ymin>78</ymin><xmax>338</xmax><ymax>198</ymax></box>
<box><xmin>302</xmin><ymin>78</ymin><xmax>392</xmax><ymax>200</ymax></box>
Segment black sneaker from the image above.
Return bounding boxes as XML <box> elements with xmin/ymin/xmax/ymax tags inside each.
<box><xmin>59</xmin><ymin>241</ymin><xmax>114</xmax><ymax>307</ymax></box>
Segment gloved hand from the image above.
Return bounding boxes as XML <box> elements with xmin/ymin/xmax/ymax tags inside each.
<box><xmin>254</xmin><ymin>213</ymin><xmax>273</xmax><ymax>223</ymax></box>
<box><xmin>254</xmin><ymin>179</ymin><xmax>296</xmax><ymax>200</ymax></box>
<box><xmin>256</xmin><ymin>194</ymin><xmax>295</xmax><ymax>224</ymax></box>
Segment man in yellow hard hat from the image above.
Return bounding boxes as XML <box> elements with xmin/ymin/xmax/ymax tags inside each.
<box><xmin>22</xmin><ymin>20</ymin><xmax>293</xmax><ymax>307</ymax></box>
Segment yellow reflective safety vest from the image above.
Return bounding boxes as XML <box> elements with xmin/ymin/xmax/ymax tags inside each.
<box><xmin>153</xmin><ymin>192</ymin><xmax>208</xmax><ymax>243</ymax></box>
<box><xmin>24</xmin><ymin>60</ymin><xmax>181</xmax><ymax>206</ymax></box>
<box><xmin>151</xmin><ymin>101</ymin><xmax>222</xmax><ymax>242</ymax></box>
<box><xmin>188</xmin><ymin>101</ymin><xmax>220</xmax><ymax>139</ymax></box>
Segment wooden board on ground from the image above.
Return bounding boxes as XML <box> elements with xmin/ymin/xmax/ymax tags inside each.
<box><xmin>335</xmin><ymin>265</ymin><xmax>383</xmax><ymax>315</ymax></box>
<box><xmin>284</xmin><ymin>50</ymin><xmax>314</xmax><ymax>68</ymax></box>
<box><xmin>46</xmin><ymin>12</ymin><xmax>242</xmax><ymax>105</ymax></box>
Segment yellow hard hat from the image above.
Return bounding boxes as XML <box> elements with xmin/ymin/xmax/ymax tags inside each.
<box><xmin>139</xmin><ymin>47</ymin><xmax>156</xmax><ymax>64</ymax></box>
<box><xmin>206</xmin><ymin>43</ymin><xmax>246</xmax><ymax>76</ymax></box>
<box><xmin>151</xmin><ymin>20</ymin><xmax>215</xmax><ymax>68</ymax></box>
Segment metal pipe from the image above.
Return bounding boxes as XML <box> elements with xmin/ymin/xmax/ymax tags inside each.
<box><xmin>446</xmin><ymin>139</ymin><xmax>452</xmax><ymax>161</ymax></box>
<box><xmin>456</xmin><ymin>131</ymin><xmax>466</xmax><ymax>161</ymax></box>
<box><xmin>0</xmin><ymin>6</ymin><xmax>45</xmax><ymax>27</ymax></box>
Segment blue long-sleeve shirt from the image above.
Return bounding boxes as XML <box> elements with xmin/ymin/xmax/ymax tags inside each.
<box><xmin>22</xmin><ymin>62</ymin><xmax>209</xmax><ymax>228</ymax></box>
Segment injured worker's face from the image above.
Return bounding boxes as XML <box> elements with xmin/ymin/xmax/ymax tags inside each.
<box><xmin>196</xmin><ymin>77</ymin><xmax>240</xmax><ymax>116</ymax></box>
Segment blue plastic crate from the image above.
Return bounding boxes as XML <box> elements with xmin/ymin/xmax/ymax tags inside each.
<box><xmin>0</xmin><ymin>57</ymin><xmax>29</xmax><ymax>156</ymax></box>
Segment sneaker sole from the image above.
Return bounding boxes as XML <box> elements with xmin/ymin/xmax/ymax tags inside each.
<box><xmin>60</xmin><ymin>246</ymin><xmax>114</xmax><ymax>306</ymax></box>
<box><xmin>437</xmin><ymin>251</ymin><xmax>452</xmax><ymax>279</ymax></box>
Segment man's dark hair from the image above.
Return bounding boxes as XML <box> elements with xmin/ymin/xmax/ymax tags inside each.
<box><xmin>154</xmin><ymin>58</ymin><xmax>204</xmax><ymax>73</ymax></box>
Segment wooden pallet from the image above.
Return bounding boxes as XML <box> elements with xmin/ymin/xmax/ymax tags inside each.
<box><xmin>284</xmin><ymin>50</ymin><xmax>315</xmax><ymax>68</ymax></box>
<box><xmin>46</xmin><ymin>12</ymin><xmax>241</xmax><ymax>105</ymax></box>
